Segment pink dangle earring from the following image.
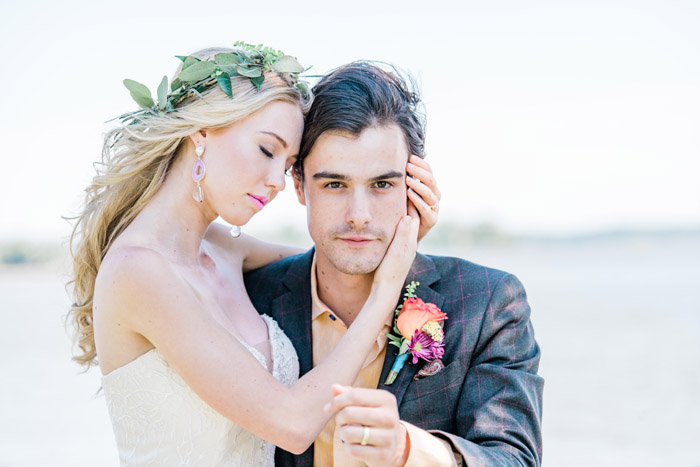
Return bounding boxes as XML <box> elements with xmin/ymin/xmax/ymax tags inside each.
<box><xmin>192</xmin><ymin>145</ymin><xmax>206</xmax><ymax>203</ymax></box>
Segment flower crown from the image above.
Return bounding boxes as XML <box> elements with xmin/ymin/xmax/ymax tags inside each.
<box><xmin>121</xmin><ymin>41</ymin><xmax>307</xmax><ymax>118</ymax></box>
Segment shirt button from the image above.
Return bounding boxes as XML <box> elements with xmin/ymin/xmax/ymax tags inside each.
<box><xmin>329</xmin><ymin>314</ymin><xmax>336</xmax><ymax>321</ymax></box>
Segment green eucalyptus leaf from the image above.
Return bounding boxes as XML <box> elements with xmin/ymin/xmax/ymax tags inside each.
<box><xmin>123</xmin><ymin>79</ymin><xmax>155</xmax><ymax>108</ymax></box>
<box><xmin>181</xmin><ymin>56</ymin><xmax>200</xmax><ymax>71</ymax></box>
<box><xmin>165</xmin><ymin>101</ymin><xmax>175</xmax><ymax>112</ymax></box>
<box><xmin>216</xmin><ymin>73</ymin><xmax>233</xmax><ymax>98</ymax></box>
<box><xmin>294</xmin><ymin>81</ymin><xmax>310</xmax><ymax>96</ymax></box>
<box><xmin>170</xmin><ymin>77</ymin><xmax>182</xmax><ymax>91</ymax></box>
<box><xmin>236</xmin><ymin>64</ymin><xmax>262</xmax><ymax>78</ymax></box>
<box><xmin>157</xmin><ymin>75</ymin><xmax>168</xmax><ymax>110</ymax></box>
<box><xmin>237</xmin><ymin>50</ymin><xmax>254</xmax><ymax>64</ymax></box>
<box><xmin>178</xmin><ymin>61</ymin><xmax>217</xmax><ymax>82</ymax></box>
<box><xmin>175</xmin><ymin>55</ymin><xmax>188</xmax><ymax>62</ymax></box>
<box><xmin>271</xmin><ymin>55</ymin><xmax>304</xmax><ymax>73</ymax></box>
<box><xmin>217</xmin><ymin>65</ymin><xmax>240</xmax><ymax>76</ymax></box>
<box><xmin>189</xmin><ymin>87</ymin><xmax>205</xmax><ymax>100</ymax></box>
<box><xmin>250</xmin><ymin>75</ymin><xmax>264</xmax><ymax>89</ymax></box>
<box><xmin>215</xmin><ymin>53</ymin><xmax>241</xmax><ymax>66</ymax></box>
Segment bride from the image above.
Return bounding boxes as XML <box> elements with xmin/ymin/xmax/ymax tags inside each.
<box><xmin>67</xmin><ymin>44</ymin><xmax>439</xmax><ymax>466</ymax></box>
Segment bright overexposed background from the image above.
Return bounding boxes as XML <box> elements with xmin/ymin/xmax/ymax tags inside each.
<box><xmin>1</xmin><ymin>1</ymin><xmax>698</xmax><ymax>466</ymax></box>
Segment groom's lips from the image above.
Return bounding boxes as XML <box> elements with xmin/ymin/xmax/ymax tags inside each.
<box><xmin>339</xmin><ymin>236</ymin><xmax>374</xmax><ymax>246</ymax></box>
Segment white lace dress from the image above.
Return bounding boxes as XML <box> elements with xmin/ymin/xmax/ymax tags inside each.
<box><xmin>102</xmin><ymin>315</ymin><xmax>300</xmax><ymax>466</ymax></box>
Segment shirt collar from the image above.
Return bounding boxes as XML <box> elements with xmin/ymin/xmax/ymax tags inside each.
<box><xmin>310</xmin><ymin>253</ymin><xmax>394</xmax><ymax>329</ymax></box>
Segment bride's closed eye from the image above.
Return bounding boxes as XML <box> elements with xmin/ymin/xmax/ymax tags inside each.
<box><xmin>259</xmin><ymin>146</ymin><xmax>274</xmax><ymax>159</ymax></box>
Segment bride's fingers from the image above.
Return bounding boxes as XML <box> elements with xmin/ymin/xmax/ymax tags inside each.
<box><xmin>373</xmin><ymin>215</ymin><xmax>418</xmax><ymax>286</ymax></box>
<box><xmin>384</xmin><ymin>217</ymin><xmax>417</xmax><ymax>262</ymax></box>
<box><xmin>392</xmin><ymin>215</ymin><xmax>418</xmax><ymax>250</ymax></box>
<box><xmin>407</xmin><ymin>156</ymin><xmax>441</xmax><ymax>200</ymax></box>
<box><xmin>407</xmin><ymin>182</ymin><xmax>438</xmax><ymax>240</ymax></box>
<box><xmin>406</xmin><ymin>176</ymin><xmax>439</xmax><ymax>209</ymax></box>
<box><xmin>407</xmin><ymin>195</ymin><xmax>419</xmax><ymax>219</ymax></box>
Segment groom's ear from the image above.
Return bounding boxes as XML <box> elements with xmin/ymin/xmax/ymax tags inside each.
<box><xmin>292</xmin><ymin>168</ymin><xmax>306</xmax><ymax>206</ymax></box>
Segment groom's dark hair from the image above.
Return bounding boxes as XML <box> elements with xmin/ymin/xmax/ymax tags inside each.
<box><xmin>295</xmin><ymin>62</ymin><xmax>425</xmax><ymax>180</ymax></box>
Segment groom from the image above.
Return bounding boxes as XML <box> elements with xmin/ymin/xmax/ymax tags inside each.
<box><xmin>245</xmin><ymin>63</ymin><xmax>543</xmax><ymax>466</ymax></box>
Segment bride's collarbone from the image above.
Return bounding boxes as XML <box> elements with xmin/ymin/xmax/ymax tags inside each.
<box><xmin>182</xmin><ymin>269</ymin><xmax>269</xmax><ymax>348</ymax></box>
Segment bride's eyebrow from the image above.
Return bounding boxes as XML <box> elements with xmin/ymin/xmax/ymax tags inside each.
<box><xmin>258</xmin><ymin>131</ymin><xmax>288</xmax><ymax>148</ymax></box>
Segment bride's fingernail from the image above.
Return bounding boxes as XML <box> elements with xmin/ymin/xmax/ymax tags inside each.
<box><xmin>323</xmin><ymin>402</ymin><xmax>331</xmax><ymax>413</ymax></box>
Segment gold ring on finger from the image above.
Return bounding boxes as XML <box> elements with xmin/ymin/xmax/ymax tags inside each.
<box><xmin>360</xmin><ymin>426</ymin><xmax>371</xmax><ymax>446</ymax></box>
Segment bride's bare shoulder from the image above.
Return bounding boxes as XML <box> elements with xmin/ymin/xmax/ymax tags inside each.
<box><xmin>95</xmin><ymin>245</ymin><xmax>181</xmax><ymax>309</ymax></box>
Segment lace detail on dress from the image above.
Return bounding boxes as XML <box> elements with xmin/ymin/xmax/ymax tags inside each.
<box><xmin>102</xmin><ymin>314</ymin><xmax>299</xmax><ymax>466</ymax></box>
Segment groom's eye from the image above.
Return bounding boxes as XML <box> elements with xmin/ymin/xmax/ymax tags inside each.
<box><xmin>373</xmin><ymin>180</ymin><xmax>393</xmax><ymax>189</ymax></box>
<box><xmin>324</xmin><ymin>181</ymin><xmax>344</xmax><ymax>189</ymax></box>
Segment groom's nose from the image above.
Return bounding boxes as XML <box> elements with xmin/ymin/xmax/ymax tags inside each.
<box><xmin>345</xmin><ymin>189</ymin><xmax>372</xmax><ymax>228</ymax></box>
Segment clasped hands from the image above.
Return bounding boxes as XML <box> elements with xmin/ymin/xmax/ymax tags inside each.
<box><xmin>324</xmin><ymin>384</ymin><xmax>409</xmax><ymax>467</ymax></box>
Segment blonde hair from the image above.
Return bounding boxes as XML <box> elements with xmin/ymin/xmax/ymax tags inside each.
<box><xmin>67</xmin><ymin>47</ymin><xmax>311</xmax><ymax>368</ymax></box>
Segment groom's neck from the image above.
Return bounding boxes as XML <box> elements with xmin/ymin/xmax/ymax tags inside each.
<box><xmin>315</xmin><ymin>257</ymin><xmax>375</xmax><ymax>327</ymax></box>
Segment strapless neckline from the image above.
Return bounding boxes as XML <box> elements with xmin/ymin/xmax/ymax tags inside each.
<box><xmin>103</xmin><ymin>314</ymin><xmax>275</xmax><ymax>380</ymax></box>
<box><xmin>100</xmin><ymin>314</ymin><xmax>300</xmax><ymax>466</ymax></box>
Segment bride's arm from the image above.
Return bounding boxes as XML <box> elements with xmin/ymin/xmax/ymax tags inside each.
<box><xmin>98</xmin><ymin>216</ymin><xmax>419</xmax><ymax>455</ymax></box>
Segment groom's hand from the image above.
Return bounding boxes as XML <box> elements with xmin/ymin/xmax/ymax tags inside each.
<box><xmin>324</xmin><ymin>385</ymin><xmax>409</xmax><ymax>467</ymax></box>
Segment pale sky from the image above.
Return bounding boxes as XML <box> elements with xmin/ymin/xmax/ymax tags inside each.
<box><xmin>1</xmin><ymin>0</ymin><xmax>698</xmax><ymax>241</ymax></box>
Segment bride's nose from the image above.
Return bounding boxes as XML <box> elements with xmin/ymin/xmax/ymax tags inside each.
<box><xmin>265</xmin><ymin>164</ymin><xmax>286</xmax><ymax>192</ymax></box>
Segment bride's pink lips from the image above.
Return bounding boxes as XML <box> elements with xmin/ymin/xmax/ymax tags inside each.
<box><xmin>248</xmin><ymin>194</ymin><xmax>268</xmax><ymax>210</ymax></box>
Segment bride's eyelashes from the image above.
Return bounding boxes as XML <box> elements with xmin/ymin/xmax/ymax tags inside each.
<box><xmin>259</xmin><ymin>146</ymin><xmax>274</xmax><ymax>159</ymax></box>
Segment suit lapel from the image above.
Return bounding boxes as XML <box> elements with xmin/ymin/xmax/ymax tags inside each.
<box><xmin>272</xmin><ymin>248</ymin><xmax>315</xmax><ymax>378</ymax></box>
<box><xmin>269</xmin><ymin>249</ymin><xmax>315</xmax><ymax>467</ymax></box>
<box><xmin>377</xmin><ymin>253</ymin><xmax>445</xmax><ymax>407</ymax></box>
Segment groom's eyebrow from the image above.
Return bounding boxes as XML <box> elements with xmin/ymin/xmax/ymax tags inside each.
<box><xmin>368</xmin><ymin>171</ymin><xmax>404</xmax><ymax>183</ymax></box>
<box><xmin>312</xmin><ymin>170</ymin><xmax>405</xmax><ymax>182</ymax></box>
<box><xmin>312</xmin><ymin>171</ymin><xmax>349</xmax><ymax>180</ymax></box>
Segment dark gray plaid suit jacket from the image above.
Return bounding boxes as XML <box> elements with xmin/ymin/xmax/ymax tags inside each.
<box><xmin>244</xmin><ymin>249</ymin><xmax>544</xmax><ymax>466</ymax></box>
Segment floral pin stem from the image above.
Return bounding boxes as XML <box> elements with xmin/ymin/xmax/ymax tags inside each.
<box><xmin>385</xmin><ymin>343</ymin><xmax>409</xmax><ymax>385</ymax></box>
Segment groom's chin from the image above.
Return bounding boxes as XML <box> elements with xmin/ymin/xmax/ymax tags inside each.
<box><xmin>327</xmin><ymin>254</ymin><xmax>383</xmax><ymax>276</ymax></box>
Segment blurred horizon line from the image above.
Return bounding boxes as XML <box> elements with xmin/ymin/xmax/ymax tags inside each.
<box><xmin>2</xmin><ymin>223</ymin><xmax>699</xmax><ymax>266</ymax></box>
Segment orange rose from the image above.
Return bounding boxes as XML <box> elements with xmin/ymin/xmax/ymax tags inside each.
<box><xmin>396</xmin><ymin>297</ymin><xmax>447</xmax><ymax>340</ymax></box>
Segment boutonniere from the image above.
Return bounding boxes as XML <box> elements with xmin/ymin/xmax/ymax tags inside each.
<box><xmin>384</xmin><ymin>281</ymin><xmax>447</xmax><ymax>385</ymax></box>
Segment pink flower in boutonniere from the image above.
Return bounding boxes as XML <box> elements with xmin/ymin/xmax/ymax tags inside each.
<box><xmin>384</xmin><ymin>281</ymin><xmax>447</xmax><ymax>385</ymax></box>
<box><xmin>407</xmin><ymin>330</ymin><xmax>444</xmax><ymax>364</ymax></box>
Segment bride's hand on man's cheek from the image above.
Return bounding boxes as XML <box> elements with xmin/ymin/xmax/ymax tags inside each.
<box><xmin>406</xmin><ymin>155</ymin><xmax>441</xmax><ymax>242</ymax></box>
